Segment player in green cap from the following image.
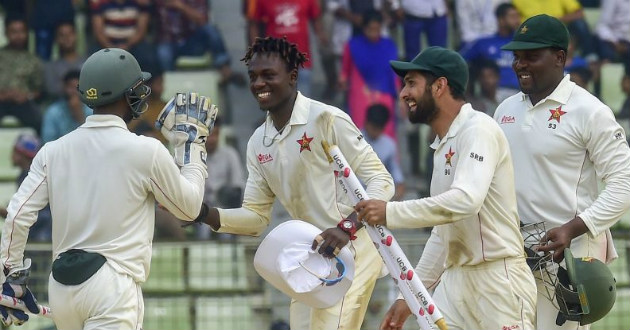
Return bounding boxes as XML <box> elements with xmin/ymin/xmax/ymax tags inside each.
<box><xmin>355</xmin><ymin>46</ymin><xmax>537</xmax><ymax>330</ymax></box>
<box><xmin>496</xmin><ymin>14</ymin><xmax>630</xmax><ymax>329</ymax></box>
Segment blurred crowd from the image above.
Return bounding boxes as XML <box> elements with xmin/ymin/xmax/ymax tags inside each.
<box><xmin>0</xmin><ymin>0</ymin><xmax>629</xmax><ymax>243</ymax></box>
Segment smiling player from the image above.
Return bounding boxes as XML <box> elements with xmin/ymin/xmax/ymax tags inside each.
<box><xmin>355</xmin><ymin>47</ymin><xmax>537</xmax><ymax>330</ymax></box>
<box><xmin>496</xmin><ymin>14</ymin><xmax>630</xmax><ymax>329</ymax></box>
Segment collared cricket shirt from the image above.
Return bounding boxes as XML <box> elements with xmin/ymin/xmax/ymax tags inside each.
<box><xmin>1</xmin><ymin>115</ymin><xmax>207</xmax><ymax>283</ymax></box>
<box><xmin>386</xmin><ymin>104</ymin><xmax>524</xmax><ymax>267</ymax></box>
<box><xmin>494</xmin><ymin>75</ymin><xmax>630</xmax><ymax>238</ymax></box>
<box><xmin>217</xmin><ymin>92</ymin><xmax>394</xmax><ymax>235</ymax></box>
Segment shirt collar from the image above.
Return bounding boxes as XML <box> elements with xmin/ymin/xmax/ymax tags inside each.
<box><xmin>290</xmin><ymin>91</ymin><xmax>310</xmax><ymax>126</ymax></box>
<box><xmin>431</xmin><ymin>103</ymin><xmax>475</xmax><ymax>149</ymax></box>
<box><xmin>81</xmin><ymin>114</ymin><xmax>129</xmax><ymax>130</ymax></box>
<box><xmin>264</xmin><ymin>91</ymin><xmax>310</xmax><ymax>132</ymax></box>
<box><xmin>520</xmin><ymin>74</ymin><xmax>574</xmax><ymax>106</ymax></box>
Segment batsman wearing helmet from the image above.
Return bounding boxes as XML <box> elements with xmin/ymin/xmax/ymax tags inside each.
<box><xmin>496</xmin><ymin>14</ymin><xmax>630</xmax><ymax>329</ymax></box>
<box><xmin>0</xmin><ymin>48</ymin><xmax>218</xmax><ymax>329</ymax></box>
<box><xmin>196</xmin><ymin>36</ymin><xmax>394</xmax><ymax>330</ymax></box>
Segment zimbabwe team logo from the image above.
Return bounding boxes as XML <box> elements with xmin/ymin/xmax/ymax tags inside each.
<box><xmin>297</xmin><ymin>132</ymin><xmax>313</xmax><ymax>152</ymax></box>
<box><xmin>548</xmin><ymin>106</ymin><xmax>566</xmax><ymax>123</ymax></box>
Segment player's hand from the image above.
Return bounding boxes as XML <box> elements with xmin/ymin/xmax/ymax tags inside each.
<box><xmin>355</xmin><ymin>199</ymin><xmax>387</xmax><ymax>226</ymax></box>
<box><xmin>380</xmin><ymin>299</ymin><xmax>411</xmax><ymax>330</ymax></box>
<box><xmin>311</xmin><ymin>227</ymin><xmax>350</xmax><ymax>259</ymax></box>
<box><xmin>537</xmin><ymin>217</ymin><xmax>588</xmax><ymax>262</ymax></box>
<box><xmin>0</xmin><ymin>259</ymin><xmax>40</xmax><ymax>326</ymax></box>
<box><xmin>156</xmin><ymin>92</ymin><xmax>219</xmax><ymax>167</ymax></box>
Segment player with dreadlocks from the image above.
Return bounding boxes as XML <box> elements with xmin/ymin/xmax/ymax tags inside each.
<box><xmin>196</xmin><ymin>36</ymin><xmax>394</xmax><ymax>330</ymax></box>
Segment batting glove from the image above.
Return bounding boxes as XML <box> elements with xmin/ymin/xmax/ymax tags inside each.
<box><xmin>156</xmin><ymin>92</ymin><xmax>219</xmax><ymax>168</ymax></box>
<box><xmin>0</xmin><ymin>259</ymin><xmax>40</xmax><ymax>326</ymax></box>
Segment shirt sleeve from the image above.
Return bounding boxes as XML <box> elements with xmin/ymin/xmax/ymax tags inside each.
<box><xmin>578</xmin><ymin>106</ymin><xmax>630</xmax><ymax>237</ymax></box>
<box><xmin>331</xmin><ymin>113</ymin><xmax>395</xmax><ymax>202</ymax></box>
<box><xmin>149</xmin><ymin>143</ymin><xmax>206</xmax><ymax>221</ymax></box>
<box><xmin>386</xmin><ymin>124</ymin><xmax>499</xmax><ymax>229</ymax></box>
<box><xmin>216</xmin><ymin>138</ymin><xmax>274</xmax><ymax>236</ymax></box>
<box><xmin>1</xmin><ymin>146</ymin><xmax>50</xmax><ymax>270</ymax></box>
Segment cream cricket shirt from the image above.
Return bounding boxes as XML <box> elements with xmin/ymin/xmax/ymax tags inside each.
<box><xmin>494</xmin><ymin>75</ymin><xmax>630</xmax><ymax>239</ymax></box>
<box><xmin>386</xmin><ymin>104</ymin><xmax>524</xmax><ymax>267</ymax></box>
<box><xmin>217</xmin><ymin>92</ymin><xmax>394</xmax><ymax>235</ymax></box>
<box><xmin>1</xmin><ymin>115</ymin><xmax>207</xmax><ymax>283</ymax></box>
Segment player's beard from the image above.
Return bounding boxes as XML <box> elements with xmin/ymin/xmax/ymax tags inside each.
<box><xmin>408</xmin><ymin>87</ymin><xmax>438</xmax><ymax>124</ymax></box>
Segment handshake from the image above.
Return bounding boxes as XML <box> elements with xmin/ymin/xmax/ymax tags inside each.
<box><xmin>156</xmin><ymin>92</ymin><xmax>219</xmax><ymax>167</ymax></box>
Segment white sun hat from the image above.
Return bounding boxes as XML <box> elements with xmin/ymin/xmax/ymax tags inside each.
<box><xmin>254</xmin><ymin>220</ymin><xmax>355</xmax><ymax>309</ymax></box>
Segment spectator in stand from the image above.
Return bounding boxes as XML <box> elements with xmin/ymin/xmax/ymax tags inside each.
<box><xmin>394</xmin><ymin>0</ymin><xmax>447</xmax><ymax>61</ymax></box>
<box><xmin>468</xmin><ymin>59</ymin><xmax>501</xmax><ymax>117</ymax></box>
<box><xmin>196</xmin><ymin>117</ymin><xmax>245</xmax><ymax>241</ymax></box>
<box><xmin>339</xmin><ymin>10</ymin><xmax>399</xmax><ymax>140</ymax></box>
<box><xmin>454</xmin><ymin>0</ymin><xmax>509</xmax><ymax>48</ymax></box>
<box><xmin>461</xmin><ymin>3</ymin><xmax>521</xmax><ymax>102</ymax></box>
<box><xmin>29</xmin><ymin>0</ymin><xmax>76</xmax><ymax>60</ymax></box>
<box><xmin>247</xmin><ymin>0</ymin><xmax>328</xmax><ymax>97</ymax></box>
<box><xmin>0</xmin><ymin>133</ymin><xmax>51</xmax><ymax>243</ymax></box>
<box><xmin>363</xmin><ymin>104</ymin><xmax>405</xmax><ymax>201</ymax></box>
<box><xmin>0</xmin><ymin>16</ymin><xmax>43</xmax><ymax>134</ymax></box>
<box><xmin>153</xmin><ymin>0</ymin><xmax>245</xmax><ymax>87</ymax></box>
<box><xmin>512</xmin><ymin>0</ymin><xmax>597</xmax><ymax>61</ymax></box>
<box><xmin>595</xmin><ymin>0</ymin><xmax>630</xmax><ymax>73</ymax></box>
<box><xmin>90</xmin><ymin>0</ymin><xmax>157</xmax><ymax>67</ymax></box>
<box><xmin>322</xmin><ymin>0</ymin><xmax>388</xmax><ymax>101</ymax></box>
<box><xmin>43</xmin><ymin>22</ymin><xmax>87</xmax><ymax>101</ymax></box>
<box><xmin>41</xmin><ymin>70</ymin><xmax>92</xmax><ymax>143</ymax></box>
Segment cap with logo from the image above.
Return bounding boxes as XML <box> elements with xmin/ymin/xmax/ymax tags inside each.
<box><xmin>501</xmin><ymin>14</ymin><xmax>570</xmax><ymax>51</ymax></box>
<box><xmin>389</xmin><ymin>46</ymin><xmax>469</xmax><ymax>95</ymax></box>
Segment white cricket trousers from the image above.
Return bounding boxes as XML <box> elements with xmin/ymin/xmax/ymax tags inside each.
<box><xmin>289</xmin><ymin>229</ymin><xmax>383</xmax><ymax>330</ymax></box>
<box><xmin>434</xmin><ymin>257</ymin><xmax>537</xmax><ymax>330</ymax></box>
<box><xmin>49</xmin><ymin>261</ymin><xmax>144</xmax><ymax>330</ymax></box>
<box><xmin>535</xmin><ymin>232</ymin><xmax>609</xmax><ymax>330</ymax></box>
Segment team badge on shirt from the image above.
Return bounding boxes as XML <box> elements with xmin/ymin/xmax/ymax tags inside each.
<box><xmin>297</xmin><ymin>132</ymin><xmax>314</xmax><ymax>152</ymax></box>
<box><xmin>445</xmin><ymin>147</ymin><xmax>455</xmax><ymax>167</ymax></box>
<box><xmin>548</xmin><ymin>106</ymin><xmax>566</xmax><ymax>123</ymax></box>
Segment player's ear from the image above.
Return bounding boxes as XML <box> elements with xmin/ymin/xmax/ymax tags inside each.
<box><xmin>289</xmin><ymin>68</ymin><xmax>298</xmax><ymax>85</ymax></box>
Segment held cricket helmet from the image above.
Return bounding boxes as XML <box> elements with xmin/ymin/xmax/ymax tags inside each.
<box><xmin>554</xmin><ymin>248</ymin><xmax>616</xmax><ymax>326</ymax></box>
<box><xmin>78</xmin><ymin>48</ymin><xmax>152</xmax><ymax>118</ymax></box>
<box><xmin>520</xmin><ymin>223</ymin><xmax>617</xmax><ymax>326</ymax></box>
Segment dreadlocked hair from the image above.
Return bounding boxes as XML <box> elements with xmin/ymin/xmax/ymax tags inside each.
<box><xmin>241</xmin><ymin>36</ymin><xmax>308</xmax><ymax>71</ymax></box>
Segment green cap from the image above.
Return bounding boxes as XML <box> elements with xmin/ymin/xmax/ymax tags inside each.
<box><xmin>390</xmin><ymin>46</ymin><xmax>468</xmax><ymax>95</ymax></box>
<box><xmin>501</xmin><ymin>14</ymin><xmax>569</xmax><ymax>51</ymax></box>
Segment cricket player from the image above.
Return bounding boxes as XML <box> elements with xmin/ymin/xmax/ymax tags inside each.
<box><xmin>355</xmin><ymin>46</ymin><xmax>537</xmax><ymax>330</ymax></box>
<box><xmin>196</xmin><ymin>36</ymin><xmax>394</xmax><ymax>330</ymax></box>
<box><xmin>0</xmin><ymin>48</ymin><xmax>217</xmax><ymax>329</ymax></box>
<box><xmin>496</xmin><ymin>14</ymin><xmax>630</xmax><ymax>329</ymax></box>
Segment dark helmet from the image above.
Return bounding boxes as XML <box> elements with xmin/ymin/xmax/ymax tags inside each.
<box><xmin>554</xmin><ymin>248</ymin><xmax>616</xmax><ymax>326</ymax></box>
<box><xmin>78</xmin><ymin>48</ymin><xmax>152</xmax><ymax>118</ymax></box>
